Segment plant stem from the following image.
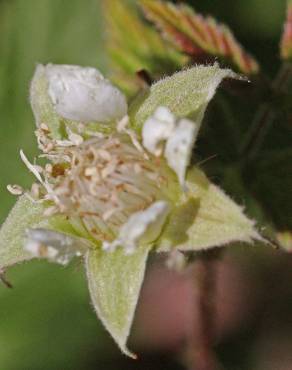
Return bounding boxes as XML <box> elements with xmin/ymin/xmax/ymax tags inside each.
<box><xmin>241</xmin><ymin>63</ymin><xmax>292</xmax><ymax>161</ymax></box>
<box><xmin>240</xmin><ymin>103</ymin><xmax>275</xmax><ymax>161</ymax></box>
<box><xmin>186</xmin><ymin>250</ymin><xmax>221</xmax><ymax>370</ymax></box>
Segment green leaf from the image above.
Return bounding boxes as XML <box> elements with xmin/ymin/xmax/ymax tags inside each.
<box><xmin>140</xmin><ymin>0</ymin><xmax>259</xmax><ymax>75</ymax></box>
<box><xmin>157</xmin><ymin>167</ymin><xmax>261</xmax><ymax>251</ymax></box>
<box><xmin>103</xmin><ymin>0</ymin><xmax>185</xmax><ymax>96</ymax></box>
<box><xmin>86</xmin><ymin>246</ymin><xmax>150</xmax><ymax>357</ymax></box>
<box><xmin>130</xmin><ymin>63</ymin><xmax>236</xmax><ymax>131</ymax></box>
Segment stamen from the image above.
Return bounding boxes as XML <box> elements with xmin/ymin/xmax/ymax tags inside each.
<box><xmin>20</xmin><ymin>150</ymin><xmax>44</xmax><ymax>184</ymax></box>
<box><xmin>25</xmin><ymin>132</ymin><xmax>177</xmax><ymax>246</ymax></box>
<box><xmin>7</xmin><ymin>184</ymin><xmax>23</xmax><ymax>195</ymax></box>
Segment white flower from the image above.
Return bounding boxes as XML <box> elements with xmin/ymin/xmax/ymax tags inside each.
<box><xmin>21</xmin><ymin>104</ymin><xmax>201</xmax><ymax>260</ymax></box>
<box><xmin>22</xmin><ymin>127</ymin><xmax>180</xmax><ymax>259</ymax></box>
<box><xmin>46</xmin><ymin>64</ymin><xmax>128</xmax><ymax>123</ymax></box>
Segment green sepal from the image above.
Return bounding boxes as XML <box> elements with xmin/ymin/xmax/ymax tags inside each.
<box><xmin>130</xmin><ymin>63</ymin><xmax>236</xmax><ymax>131</ymax></box>
<box><xmin>0</xmin><ymin>196</ymin><xmax>46</xmax><ymax>268</ymax></box>
<box><xmin>30</xmin><ymin>64</ymin><xmax>63</xmax><ymax>139</ymax></box>
<box><xmin>86</xmin><ymin>245</ymin><xmax>150</xmax><ymax>357</ymax></box>
<box><xmin>157</xmin><ymin>167</ymin><xmax>261</xmax><ymax>251</ymax></box>
<box><xmin>0</xmin><ymin>196</ymin><xmax>85</xmax><ymax>269</ymax></box>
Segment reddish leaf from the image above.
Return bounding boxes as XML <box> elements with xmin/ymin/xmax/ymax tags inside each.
<box><xmin>103</xmin><ymin>0</ymin><xmax>185</xmax><ymax>96</ymax></box>
<box><xmin>140</xmin><ymin>0</ymin><xmax>259</xmax><ymax>75</ymax></box>
<box><xmin>281</xmin><ymin>0</ymin><xmax>292</xmax><ymax>60</ymax></box>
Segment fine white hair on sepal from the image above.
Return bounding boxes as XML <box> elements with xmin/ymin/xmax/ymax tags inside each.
<box><xmin>25</xmin><ymin>228</ymin><xmax>91</xmax><ymax>265</ymax></box>
<box><xmin>45</xmin><ymin>64</ymin><xmax>128</xmax><ymax>123</ymax></box>
<box><xmin>142</xmin><ymin>106</ymin><xmax>199</xmax><ymax>186</ymax></box>
<box><xmin>165</xmin><ymin>118</ymin><xmax>199</xmax><ymax>186</ymax></box>
<box><xmin>142</xmin><ymin>106</ymin><xmax>176</xmax><ymax>156</ymax></box>
<box><xmin>103</xmin><ymin>201</ymin><xmax>170</xmax><ymax>254</ymax></box>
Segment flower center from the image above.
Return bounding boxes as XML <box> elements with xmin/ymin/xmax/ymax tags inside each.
<box><xmin>40</xmin><ymin>134</ymin><xmax>177</xmax><ymax>243</ymax></box>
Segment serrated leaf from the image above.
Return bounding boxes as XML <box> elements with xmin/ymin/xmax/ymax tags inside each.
<box><xmin>131</xmin><ymin>63</ymin><xmax>235</xmax><ymax>131</ymax></box>
<box><xmin>103</xmin><ymin>0</ymin><xmax>185</xmax><ymax>96</ymax></box>
<box><xmin>280</xmin><ymin>0</ymin><xmax>292</xmax><ymax>60</ymax></box>
<box><xmin>140</xmin><ymin>0</ymin><xmax>259</xmax><ymax>75</ymax></box>
<box><xmin>86</xmin><ymin>246</ymin><xmax>150</xmax><ymax>357</ymax></box>
<box><xmin>157</xmin><ymin>167</ymin><xmax>261</xmax><ymax>252</ymax></box>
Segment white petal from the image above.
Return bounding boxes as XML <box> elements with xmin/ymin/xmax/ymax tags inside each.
<box><xmin>103</xmin><ymin>201</ymin><xmax>170</xmax><ymax>254</ymax></box>
<box><xmin>46</xmin><ymin>64</ymin><xmax>127</xmax><ymax>123</ymax></box>
<box><xmin>142</xmin><ymin>106</ymin><xmax>176</xmax><ymax>156</ymax></box>
<box><xmin>142</xmin><ymin>107</ymin><xmax>200</xmax><ymax>186</ymax></box>
<box><xmin>25</xmin><ymin>228</ymin><xmax>90</xmax><ymax>265</ymax></box>
<box><xmin>165</xmin><ymin>118</ymin><xmax>199</xmax><ymax>186</ymax></box>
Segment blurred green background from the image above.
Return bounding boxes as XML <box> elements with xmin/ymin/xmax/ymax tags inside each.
<box><xmin>0</xmin><ymin>0</ymin><xmax>290</xmax><ymax>369</ymax></box>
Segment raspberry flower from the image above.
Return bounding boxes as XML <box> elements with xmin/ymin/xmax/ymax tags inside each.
<box><xmin>0</xmin><ymin>63</ymin><xmax>260</xmax><ymax>356</ymax></box>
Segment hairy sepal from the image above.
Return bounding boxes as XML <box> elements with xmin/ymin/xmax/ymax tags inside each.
<box><xmin>86</xmin><ymin>246</ymin><xmax>150</xmax><ymax>358</ymax></box>
<box><xmin>0</xmin><ymin>196</ymin><xmax>83</xmax><ymax>269</ymax></box>
<box><xmin>130</xmin><ymin>63</ymin><xmax>237</xmax><ymax>131</ymax></box>
<box><xmin>157</xmin><ymin>168</ymin><xmax>262</xmax><ymax>252</ymax></box>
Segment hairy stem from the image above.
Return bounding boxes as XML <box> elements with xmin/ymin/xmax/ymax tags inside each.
<box><xmin>186</xmin><ymin>250</ymin><xmax>221</xmax><ymax>370</ymax></box>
